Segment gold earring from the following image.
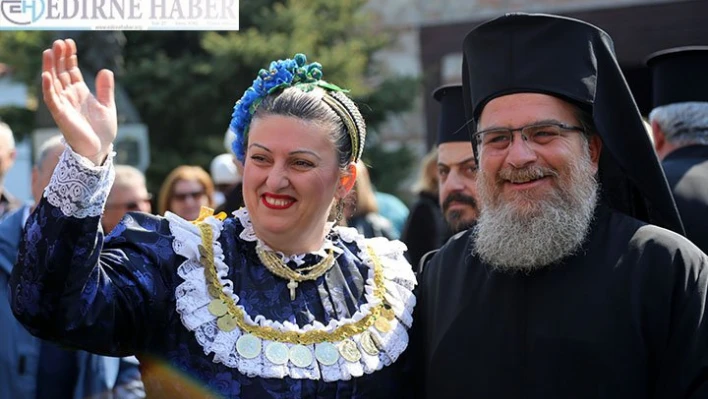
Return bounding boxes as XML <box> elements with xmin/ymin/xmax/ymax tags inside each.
<box><xmin>334</xmin><ymin>200</ymin><xmax>344</xmax><ymax>222</ymax></box>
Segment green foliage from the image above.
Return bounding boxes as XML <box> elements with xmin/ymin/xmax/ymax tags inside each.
<box><xmin>0</xmin><ymin>31</ymin><xmax>53</xmax><ymax>96</ymax></box>
<box><xmin>120</xmin><ymin>0</ymin><xmax>416</xmax><ymax>197</ymax></box>
<box><xmin>0</xmin><ymin>106</ymin><xmax>35</xmax><ymax>141</ymax></box>
<box><xmin>357</xmin><ymin>75</ymin><xmax>421</xmax><ymax>128</ymax></box>
<box><xmin>0</xmin><ymin>0</ymin><xmax>418</xmax><ymax>198</ymax></box>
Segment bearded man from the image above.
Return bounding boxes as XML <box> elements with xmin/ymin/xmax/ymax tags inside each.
<box><xmin>434</xmin><ymin>85</ymin><xmax>480</xmax><ymax>235</ymax></box>
<box><xmin>413</xmin><ymin>13</ymin><xmax>708</xmax><ymax>399</ymax></box>
<box><xmin>402</xmin><ymin>85</ymin><xmax>480</xmax><ymax>269</ymax></box>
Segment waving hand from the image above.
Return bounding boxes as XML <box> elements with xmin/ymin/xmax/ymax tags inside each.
<box><xmin>41</xmin><ymin>39</ymin><xmax>117</xmax><ymax>165</ymax></box>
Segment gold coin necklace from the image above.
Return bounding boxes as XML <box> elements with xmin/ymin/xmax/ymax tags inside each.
<box><xmin>256</xmin><ymin>245</ymin><xmax>336</xmax><ymax>300</ymax></box>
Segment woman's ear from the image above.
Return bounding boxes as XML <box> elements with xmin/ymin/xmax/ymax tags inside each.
<box><xmin>336</xmin><ymin>163</ymin><xmax>358</xmax><ymax>199</ymax></box>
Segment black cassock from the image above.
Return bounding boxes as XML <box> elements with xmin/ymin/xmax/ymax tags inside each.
<box><xmin>663</xmin><ymin>144</ymin><xmax>708</xmax><ymax>254</ymax></box>
<box><xmin>400</xmin><ymin>192</ymin><xmax>448</xmax><ymax>270</ymax></box>
<box><xmin>413</xmin><ymin>205</ymin><xmax>708</xmax><ymax>398</ymax></box>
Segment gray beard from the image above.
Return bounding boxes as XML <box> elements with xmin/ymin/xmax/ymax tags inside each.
<box><xmin>472</xmin><ymin>148</ymin><xmax>598</xmax><ymax>274</ymax></box>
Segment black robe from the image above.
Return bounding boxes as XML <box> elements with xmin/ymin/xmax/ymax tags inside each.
<box><xmin>662</xmin><ymin>144</ymin><xmax>708</xmax><ymax>254</ymax></box>
<box><xmin>414</xmin><ymin>205</ymin><xmax>708</xmax><ymax>398</ymax></box>
<box><xmin>400</xmin><ymin>192</ymin><xmax>448</xmax><ymax>271</ymax></box>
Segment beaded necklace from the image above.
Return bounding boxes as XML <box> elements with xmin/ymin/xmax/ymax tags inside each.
<box><xmin>256</xmin><ymin>245</ymin><xmax>336</xmax><ymax>300</ymax></box>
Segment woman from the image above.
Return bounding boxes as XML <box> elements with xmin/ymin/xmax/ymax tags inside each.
<box><xmin>400</xmin><ymin>148</ymin><xmax>448</xmax><ymax>268</ymax></box>
<box><xmin>9</xmin><ymin>40</ymin><xmax>415</xmax><ymax>398</ymax></box>
<box><xmin>158</xmin><ymin>165</ymin><xmax>215</xmax><ymax>220</ymax></box>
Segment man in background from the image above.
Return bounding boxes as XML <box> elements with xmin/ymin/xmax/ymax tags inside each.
<box><xmin>0</xmin><ymin>121</ymin><xmax>20</xmax><ymax>218</ymax></box>
<box><xmin>0</xmin><ymin>135</ymin><xmax>144</xmax><ymax>399</ymax></box>
<box><xmin>102</xmin><ymin>164</ymin><xmax>152</xmax><ymax>234</ymax></box>
<box><xmin>401</xmin><ymin>84</ymin><xmax>480</xmax><ymax>268</ymax></box>
<box><xmin>648</xmin><ymin>46</ymin><xmax>708</xmax><ymax>253</ymax></box>
<box><xmin>434</xmin><ymin>85</ymin><xmax>480</xmax><ymax>234</ymax></box>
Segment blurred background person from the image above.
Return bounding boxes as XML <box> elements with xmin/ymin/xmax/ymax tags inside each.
<box><xmin>0</xmin><ymin>121</ymin><xmax>20</xmax><ymax>219</ymax></box>
<box><xmin>373</xmin><ymin>188</ymin><xmax>409</xmax><ymax>239</ymax></box>
<box><xmin>0</xmin><ymin>135</ymin><xmax>144</xmax><ymax>399</ymax></box>
<box><xmin>210</xmin><ymin>152</ymin><xmax>243</xmax><ymax>212</ymax></box>
<box><xmin>647</xmin><ymin>46</ymin><xmax>708</xmax><ymax>253</ymax></box>
<box><xmin>343</xmin><ymin>161</ymin><xmax>398</xmax><ymax>239</ymax></box>
<box><xmin>102</xmin><ymin>165</ymin><xmax>152</xmax><ymax>234</ymax></box>
<box><xmin>157</xmin><ymin>165</ymin><xmax>214</xmax><ymax>221</ymax></box>
<box><xmin>400</xmin><ymin>147</ymin><xmax>446</xmax><ymax>267</ymax></box>
<box><xmin>215</xmin><ymin>128</ymin><xmax>245</xmax><ymax>215</ymax></box>
<box><xmin>434</xmin><ymin>85</ymin><xmax>480</xmax><ymax>235</ymax></box>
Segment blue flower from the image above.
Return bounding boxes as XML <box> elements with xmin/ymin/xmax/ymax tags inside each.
<box><xmin>229</xmin><ymin>54</ymin><xmax>335</xmax><ymax>163</ymax></box>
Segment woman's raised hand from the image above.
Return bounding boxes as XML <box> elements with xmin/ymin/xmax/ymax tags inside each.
<box><xmin>41</xmin><ymin>39</ymin><xmax>117</xmax><ymax>165</ymax></box>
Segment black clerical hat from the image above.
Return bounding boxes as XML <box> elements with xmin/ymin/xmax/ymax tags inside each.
<box><xmin>461</xmin><ymin>13</ymin><xmax>684</xmax><ymax>235</ymax></box>
<box><xmin>433</xmin><ymin>85</ymin><xmax>469</xmax><ymax>145</ymax></box>
<box><xmin>646</xmin><ymin>46</ymin><xmax>708</xmax><ymax>108</ymax></box>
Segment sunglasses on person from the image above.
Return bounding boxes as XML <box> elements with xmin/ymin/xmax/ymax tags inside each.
<box><xmin>173</xmin><ymin>190</ymin><xmax>206</xmax><ymax>202</ymax></box>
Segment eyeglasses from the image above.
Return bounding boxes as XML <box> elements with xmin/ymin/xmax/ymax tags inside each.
<box><xmin>173</xmin><ymin>190</ymin><xmax>206</xmax><ymax>202</ymax></box>
<box><xmin>472</xmin><ymin>122</ymin><xmax>585</xmax><ymax>154</ymax></box>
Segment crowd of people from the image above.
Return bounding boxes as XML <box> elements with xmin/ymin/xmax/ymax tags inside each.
<box><xmin>1</xmin><ymin>11</ymin><xmax>707</xmax><ymax>399</ymax></box>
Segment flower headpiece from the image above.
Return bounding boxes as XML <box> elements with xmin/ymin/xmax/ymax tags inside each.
<box><xmin>229</xmin><ymin>54</ymin><xmax>365</xmax><ymax>163</ymax></box>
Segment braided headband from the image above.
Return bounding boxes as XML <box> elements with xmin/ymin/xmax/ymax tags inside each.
<box><xmin>229</xmin><ymin>54</ymin><xmax>365</xmax><ymax>164</ymax></box>
<box><xmin>321</xmin><ymin>91</ymin><xmax>364</xmax><ymax>163</ymax></box>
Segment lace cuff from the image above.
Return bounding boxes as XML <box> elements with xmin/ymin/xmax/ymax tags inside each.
<box><xmin>44</xmin><ymin>144</ymin><xmax>115</xmax><ymax>218</ymax></box>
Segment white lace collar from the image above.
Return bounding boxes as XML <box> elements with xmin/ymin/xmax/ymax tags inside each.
<box><xmin>233</xmin><ymin>207</ymin><xmax>343</xmax><ymax>266</ymax></box>
<box><xmin>168</xmin><ymin>211</ymin><xmax>417</xmax><ymax>382</ymax></box>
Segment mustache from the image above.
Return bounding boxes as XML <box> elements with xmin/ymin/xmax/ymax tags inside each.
<box><xmin>497</xmin><ymin>165</ymin><xmax>559</xmax><ymax>183</ymax></box>
<box><xmin>443</xmin><ymin>192</ymin><xmax>478</xmax><ymax>211</ymax></box>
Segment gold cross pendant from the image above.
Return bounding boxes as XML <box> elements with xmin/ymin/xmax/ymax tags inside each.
<box><xmin>287</xmin><ymin>280</ymin><xmax>298</xmax><ymax>301</ymax></box>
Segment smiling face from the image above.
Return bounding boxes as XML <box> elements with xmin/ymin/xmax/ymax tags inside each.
<box><xmin>472</xmin><ymin>93</ymin><xmax>603</xmax><ymax>272</ymax></box>
<box><xmin>243</xmin><ymin>115</ymin><xmax>354</xmax><ymax>253</ymax></box>
<box><xmin>476</xmin><ymin>93</ymin><xmax>601</xmax><ymax>217</ymax></box>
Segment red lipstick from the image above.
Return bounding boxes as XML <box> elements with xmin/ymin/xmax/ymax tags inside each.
<box><xmin>261</xmin><ymin>193</ymin><xmax>296</xmax><ymax>209</ymax></box>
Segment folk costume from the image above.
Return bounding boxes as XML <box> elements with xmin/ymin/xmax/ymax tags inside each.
<box><xmin>647</xmin><ymin>46</ymin><xmax>708</xmax><ymax>253</ymax></box>
<box><xmin>415</xmin><ymin>14</ymin><xmax>708</xmax><ymax>398</ymax></box>
<box><xmin>10</xmin><ymin>55</ymin><xmax>416</xmax><ymax>399</ymax></box>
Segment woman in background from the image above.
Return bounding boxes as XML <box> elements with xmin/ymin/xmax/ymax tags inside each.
<box><xmin>157</xmin><ymin>165</ymin><xmax>214</xmax><ymax>220</ymax></box>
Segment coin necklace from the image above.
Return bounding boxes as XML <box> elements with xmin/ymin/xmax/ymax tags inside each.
<box><xmin>257</xmin><ymin>245</ymin><xmax>336</xmax><ymax>300</ymax></box>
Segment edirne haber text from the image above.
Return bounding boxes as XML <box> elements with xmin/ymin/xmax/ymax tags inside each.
<box><xmin>44</xmin><ymin>0</ymin><xmax>238</xmax><ymax>20</ymax></box>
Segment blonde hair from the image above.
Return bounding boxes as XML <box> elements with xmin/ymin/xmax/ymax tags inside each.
<box><xmin>412</xmin><ymin>147</ymin><xmax>439</xmax><ymax>195</ymax></box>
<box><xmin>157</xmin><ymin>165</ymin><xmax>214</xmax><ymax>215</ymax></box>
